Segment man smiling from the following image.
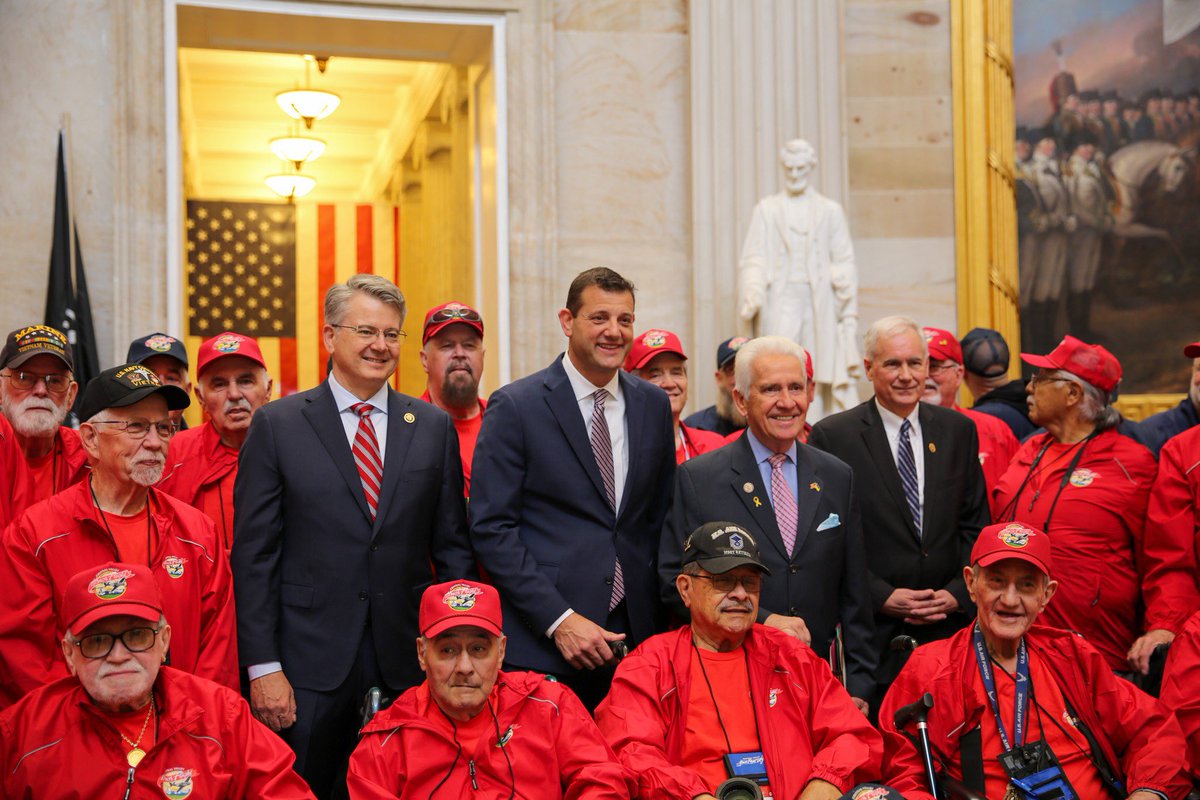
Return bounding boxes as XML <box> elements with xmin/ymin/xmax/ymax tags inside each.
<box><xmin>348</xmin><ymin>580</ymin><xmax>631</xmax><ymax>798</ymax></box>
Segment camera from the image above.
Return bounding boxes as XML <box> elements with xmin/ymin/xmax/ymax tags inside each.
<box><xmin>715</xmin><ymin>776</ymin><xmax>764</xmax><ymax>800</ymax></box>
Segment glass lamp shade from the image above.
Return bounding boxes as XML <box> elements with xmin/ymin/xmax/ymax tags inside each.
<box><xmin>275</xmin><ymin>89</ymin><xmax>341</xmax><ymax>128</ymax></box>
<box><xmin>265</xmin><ymin>173</ymin><xmax>316</xmax><ymax>199</ymax></box>
<box><xmin>269</xmin><ymin>135</ymin><xmax>326</xmax><ymax>165</ymax></box>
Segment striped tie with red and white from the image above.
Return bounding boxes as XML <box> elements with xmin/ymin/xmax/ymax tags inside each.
<box><xmin>351</xmin><ymin>402</ymin><xmax>382</xmax><ymax>520</ymax></box>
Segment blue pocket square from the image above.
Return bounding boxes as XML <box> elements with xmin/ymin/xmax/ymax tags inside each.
<box><xmin>816</xmin><ymin>513</ymin><xmax>841</xmax><ymax>532</ymax></box>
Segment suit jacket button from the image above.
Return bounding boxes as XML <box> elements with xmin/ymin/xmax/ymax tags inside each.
<box><xmin>789</xmin><ymin>565</ymin><xmax>799</xmax><ymax>574</ymax></box>
<box><xmin>604</xmin><ymin>577</ymin><xmax>614</xmax><ymax>586</ymax></box>
<box><xmin>369</xmin><ymin>544</ymin><xmax>378</xmax><ymax>552</ymax></box>
<box><xmin>358</xmin><ymin>591</ymin><xmax>369</xmax><ymax>601</ymax></box>
<box><xmin>789</xmin><ymin>607</ymin><xmax>799</xmax><ymax>616</ymax></box>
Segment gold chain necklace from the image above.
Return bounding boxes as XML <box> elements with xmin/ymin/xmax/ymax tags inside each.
<box><xmin>119</xmin><ymin>702</ymin><xmax>155</xmax><ymax>767</ymax></box>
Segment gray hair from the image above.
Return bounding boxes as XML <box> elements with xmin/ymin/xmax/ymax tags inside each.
<box><xmin>864</xmin><ymin>315</ymin><xmax>926</xmax><ymax>362</ymax></box>
<box><xmin>324</xmin><ymin>274</ymin><xmax>407</xmax><ymax>328</ymax></box>
<box><xmin>1059</xmin><ymin>369</ymin><xmax>1121</xmax><ymax>430</ymax></box>
<box><xmin>780</xmin><ymin>139</ymin><xmax>817</xmax><ymax>166</ymax></box>
<box><xmin>734</xmin><ymin>336</ymin><xmax>808</xmax><ymax>397</ymax></box>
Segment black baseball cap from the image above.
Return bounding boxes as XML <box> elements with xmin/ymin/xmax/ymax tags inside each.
<box><xmin>960</xmin><ymin>327</ymin><xmax>1010</xmax><ymax>378</ymax></box>
<box><xmin>78</xmin><ymin>363</ymin><xmax>191</xmax><ymax>421</ymax></box>
<box><xmin>126</xmin><ymin>333</ymin><xmax>189</xmax><ymax>367</ymax></box>
<box><xmin>682</xmin><ymin>522</ymin><xmax>771</xmax><ymax>575</ymax></box>
<box><xmin>717</xmin><ymin>336</ymin><xmax>749</xmax><ymax>369</ymax></box>
<box><xmin>0</xmin><ymin>325</ymin><xmax>74</xmax><ymax>371</ymax></box>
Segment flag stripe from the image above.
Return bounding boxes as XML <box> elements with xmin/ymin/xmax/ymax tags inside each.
<box><xmin>392</xmin><ymin>206</ymin><xmax>401</xmax><ymax>390</ymax></box>
<box><xmin>279</xmin><ymin>337</ymin><xmax>298</xmax><ymax>397</ymax></box>
<box><xmin>316</xmin><ymin>205</ymin><xmax>337</xmax><ymax>381</ymax></box>
<box><xmin>357</xmin><ymin>205</ymin><xmax>374</xmax><ymax>274</ymax></box>
<box><xmin>296</xmin><ymin>204</ymin><xmax>319</xmax><ymax>393</ymax></box>
<box><xmin>335</xmin><ymin>204</ymin><xmax>356</xmax><ymax>283</ymax></box>
<box><xmin>258</xmin><ymin>337</ymin><xmax>282</xmax><ymax>400</ymax></box>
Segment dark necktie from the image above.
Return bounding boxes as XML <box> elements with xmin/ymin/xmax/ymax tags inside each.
<box><xmin>897</xmin><ymin>419</ymin><xmax>921</xmax><ymax>534</ymax></box>
<box><xmin>351</xmin><ymin>403</ymin><xmax>382</xmax><ymax>520</ymax></box>
<box><xmin>590</xmin><ymin>389</ymin><xmax>624</xmax><ymax>610</ymax></box>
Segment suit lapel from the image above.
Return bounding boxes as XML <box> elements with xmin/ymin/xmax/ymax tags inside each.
<box><xmin>302</xmin><ymin>382</ymin><xmax>371</xmax><ymax>523</ymax></box>
<box><xmin>791</xmin><ymin>445</ymin><xmax>822</xmax><ymax>554</ymax></box>
<box><xmin>616</xmin><ymin>373</ymin><xmax>643</xmax><ymax>519</ymax></box>
<box><xmin>371</xmin><ymin>389</ymin><xmax>417</xmax><ymax>536</ymax></box>
<box><xmin>728</xmin><ymin>437</ymin><xmax>789</xmax><ymax>561</ymax></box>
<box><xmin>544</xmin><ymin>358</ymin><xmax>610</xmax><ymax>505</ymax></box>
<box><xmin>861</xmin><ymin>401</ymin><xmax>920</xmax><ymax>541</ymax></box>
<box><xmin>918</xmin><ymin>403</ymin><xmax>942</xmax><ymax>541</ymax></box>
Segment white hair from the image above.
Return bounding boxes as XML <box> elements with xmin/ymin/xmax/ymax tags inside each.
<box><xmin>864</xmin><ymin>315</ymin><xmax>926</xmax><ymax>362</ymax></box>
<box><xmin>734</xmin><ymin>336</ymin><xmax>808</xmax><ymax>397</ymax></box>
<box><xmin>1057</xmin><ymin>369</ymin><xmax>1121</xmax><ymax>430</ymax></box>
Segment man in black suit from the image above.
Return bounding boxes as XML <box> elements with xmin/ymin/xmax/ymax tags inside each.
<box><xmin>660</xmin><ymin>336</ymin><xmax>876</xmax><ymax>710</ymax></box>
<box><xmin>809</xmin><ymin>315</ymin><xmax>988</xmax><ymax>704</ymax></box>
<box><xmin>231</xmin><ymin>274</ymin><xmax>473</xmax><ymax>798</ymax></box>
<box><xmin>470</xmin><ymin>267</ymin><xmax>676</xmax><ymax>709</ymax></box>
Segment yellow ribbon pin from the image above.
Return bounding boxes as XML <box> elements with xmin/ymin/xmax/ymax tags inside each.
<box><xmin>810</xmin><ymin>482</ymin><xmax>820</xmax><ymax>492</ymax></box>
<box><xmin>753</xmin><ymin>497</ymin><xmax>762</xmax><ymax>507</ymax></box>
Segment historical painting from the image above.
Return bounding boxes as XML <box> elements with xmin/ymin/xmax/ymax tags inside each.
<box><xmin>1013</xmin><ymin>0</ymin><xmax>1200</xmax><ymax>393</ymax></box>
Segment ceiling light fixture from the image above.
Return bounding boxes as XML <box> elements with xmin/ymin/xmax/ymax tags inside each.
<box><xmin>269</xmin><ymin>134</ymin><xmax>326</xmax><ymax>167</ymax></box>
<box><xmin>275</xmin><ymin>55</ymin><xmax>340</xmax><ymax>129</ymax></box>
<box><xmin>265</xmin><ymin>170</ymin><xmax>316</xmax><ymax>202</ymax></box>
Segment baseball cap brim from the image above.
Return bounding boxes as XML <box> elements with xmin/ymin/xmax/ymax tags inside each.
<box><xmin>974</xmin><ymin>549</ymin><xmax>1051</xmax><ymax>576</ymax></box>
<box><xmin>1185</xmin><ymin>342</ymin><xmax>1200</xmax><ymax>358</ymax></box>
<box><xmin>628</xmin><ymin>346</ymin><xmax>687</xmax><ymax>371</ymax></box>
<box><xmin>694</xmin><ymin>555</ymin><xmax>772</xmax><ymax>576</ymax></box>
<box><xmin>422</xmin><ymin>615</ymin><xmax>503</xmax><ymax>639</ymax></box>
<box><xmin>111</xmin><ymin>384</ymin><xmax>191</xmax><ymax>413</ymax></box>
<box><xmin>66</xmin><ymin>601</ymin><xmax>162</xmax><ymax>636</ymax></box>
<box><xmin>5</xmin><ymin>349</ymin><xmax>72</xmax><ymax>370</ymax></box>
<box><xmin>1019</xmin><ymin>352</ymin><xmax>1058</xmax><ymax>371</ymax></box>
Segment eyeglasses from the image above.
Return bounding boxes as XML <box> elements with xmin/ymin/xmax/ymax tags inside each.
<box><xmin>71</xmin><ymin>627</ymin><xmax>159</xmax><ymax>659</ymax></box>
<box><xmin>429</xmin><ymin>307</ymin><xmax>482</xmax><ymax>324</ymax></box>
<box><xmin>0</xmin><ymin>370</ymin><xmax>72</xmax><ymax>394</ymax></box>
<box><xmin>1029</xmin><ymin>373</ymin><xmax>1074</xmax><ymax>388</ymax></box>
<box><xmin>927</xmin><ymin>361</ymin><xmax>959</xmax><ymax>376</ymax></box>
<box><xmin>692</xmin><ymin>573</ymin><xmax>762</xmax><ymax>593</ymax></box>
<box><xmin>89</xmin><ymin>419</ymin><xmax>176</xmax><ymax>440</ymax></box>
<box><xmin>331</xmin><ymin>324</ymin><xmax>406</xmax><ymax>344</ymax></box>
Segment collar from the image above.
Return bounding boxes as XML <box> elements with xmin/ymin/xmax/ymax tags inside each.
<box><xmin>875</xmin><ymin>397</ymin><xmax>920</xmax><ymax>437</ymax></box>
<box><xmin>328</xmin><ymin>372</ymin><xmax>389</xmax><ymax>415</ymax></box>
<box><xmin>746</xmin><ymin>428</ymin><xmax>797</xmax><ymax>467</ymax></box>
<box><xmin>561</xmin><ymin>351</ymin><xmax>622</xmax><ymax>404</ymax></box>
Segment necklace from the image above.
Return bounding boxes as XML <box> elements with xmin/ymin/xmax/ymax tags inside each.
<box><xmin>120</xmin><ymin>702</ymin><xmax>155</xmax><ymax>767</ymax></box>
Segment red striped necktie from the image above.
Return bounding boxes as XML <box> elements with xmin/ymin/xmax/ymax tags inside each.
<box><xmin>351</xmin><ymin>403</ymin><xmax>382</xmax><ymax>520</ymax></box>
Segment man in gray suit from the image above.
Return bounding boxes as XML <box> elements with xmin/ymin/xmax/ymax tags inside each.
<box><xmin>660</xmin><ymin>336</ymin><xmax>875</xmax><ymax>711</ymax></box>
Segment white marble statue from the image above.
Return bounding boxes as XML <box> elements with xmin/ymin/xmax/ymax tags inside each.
<box><xmin>738</xmin><ymin>139</ymin><xmax>860</xmax><ymax>420</ymax></box>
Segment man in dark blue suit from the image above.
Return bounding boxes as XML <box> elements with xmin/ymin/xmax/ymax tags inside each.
<box><xmin>231</xmin><ymin>274</ymin><xmax>473</xmax><ymax>799</ymax></box>
<box><xmin>470</xmin><ymin>267</ymin><xmax>676</xmax><ymax>709</ymax></box>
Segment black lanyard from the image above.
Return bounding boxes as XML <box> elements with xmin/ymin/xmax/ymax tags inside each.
<box><xmin>972</xmin><ymin>624</ymin><xmax>1030</xmax><ymax>752</ymax></box>
<box><xmin>998</xmin><ymin>431</ymin><xmax>1096</xmax><ymax>532</ymax></box>
<box><xmin>89</xmin><ymin>477</ymin><xmax>154</xmax><ymax>567</ymax></box>
<box><xmin>693</xmin><ymin>639</ymin><xmax>756</xmax><ymax>755</ymax></box>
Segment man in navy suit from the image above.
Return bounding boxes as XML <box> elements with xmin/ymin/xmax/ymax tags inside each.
<box><xmin>231</xmin><ymin>274</ymin><xmax>473</xmax><ymax>799</ymax></box>
<box><xmin>470</xmin><ymin>267</ymin><xmax>676</xmax><ymax>709</ymax></box>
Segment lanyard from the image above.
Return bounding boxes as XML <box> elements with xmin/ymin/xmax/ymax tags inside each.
<box><xmin>972</xmin><ymin>623</ymin><xmax>1030</xmax><ymax>752</ymax></box>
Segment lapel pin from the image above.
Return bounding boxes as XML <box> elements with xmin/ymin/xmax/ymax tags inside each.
<box><xmin>753</xmin><ymin>497</ymin><xmax>762</xmax><ymax>507</ymax></box>
<box><xmin>403</xmin><ymin>412</ymin><xmax>416</xmax><ymax>424</ymax></box>
<box><xmin>928</xmin><ymin>442</ymin><xmax>936</xmax><ymax>453</ymax></box>
<box><xmin>810</xmin><ymin>482</ymin><xmax>820</xmax><ymax>492</ymax></box>
<box><xmin>743</xmin><ymin>482</ymin><xmax>754</xmax><ymax>493</ymax></box>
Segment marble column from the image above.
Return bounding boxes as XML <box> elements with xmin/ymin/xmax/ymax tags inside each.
<box><xmin>688</xmin><ymin>0</ymin><xmax>847</xmax><ymax>409</ymax></box>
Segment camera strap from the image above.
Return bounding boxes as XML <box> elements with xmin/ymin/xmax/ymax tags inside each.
<box><xmin>1057</xmin><ymin>694</ymin><xmax>1125</xmax><ymax>799</ymax></box>
<box><xmin>973</xmin><ymin>624</ymin><xmax>1030</xmax><ymax>751</ymax></box>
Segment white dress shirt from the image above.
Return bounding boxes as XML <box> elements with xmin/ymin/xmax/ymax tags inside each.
<box><xmin>875</xmin><ymin>399</ymin><xmax>924</xmax><ymax>520</ymax></box>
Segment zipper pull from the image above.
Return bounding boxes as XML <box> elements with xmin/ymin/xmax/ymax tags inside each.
<box><xmin>468</xmin><ymin>759</ymin><xmax>478</xmax><ymax>789</ymax></box>
<box><xmin>122</xmin><ymin>767</ymin><xmax>136</xmax><ymax>800</ymax></box>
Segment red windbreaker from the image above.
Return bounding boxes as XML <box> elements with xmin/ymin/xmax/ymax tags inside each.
<box><xmin>879</xmin><ymin>624</ymin><xmax>1190</xmax><ymax>800</ymax></box>
<box><xmin>349</xmin><ymin>670</ymin><xmax>632</xmax><ymax>799</ymax></box>
<box><xmin>958</xmin><ymin>405</ymin><xmax>1019</xmax><ymax>511</ymax></box>
<box><xmin>595</xmin><ymin>625</ymin><xmax>892</xmax><ymax>799</ymax></box>
<box><xmin>991</xmin><ymin>428</ymin><xmax>1158</xmax><ymax>670</ymax></box>
<box><xmin>1161</xmin><ymin>610</ymin><xmax>1200</xmax><ymax>780</ymax></box>
<box><xmin>0</xmin><ymin>481</ymin><xmax>238</xmax><ymax>707</ymax></box>
<box><xmin>0</xmin><ymin>667</ymin><xmax>314</xmax><ymax>799</ymax></box>
<box><xmin>0</xmin><ymin>413</ymin><xmax>31</xmax><ymax>528</ymax></box>
<box><xmin>677</xmin><ymin>423</ymin><xmax>727</xmax><ymax>464</ymax></box>
<box><xmin>157</xmin><ymin>421</ymin><xmax>238</xmax><ymax>549</ymax></box>
<box><xmin>1144</xmin><ymin>425</ymin><xmax>1200</xmax><ymax>633</ymax></box>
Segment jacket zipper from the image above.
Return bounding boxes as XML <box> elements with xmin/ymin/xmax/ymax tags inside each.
<box><xmin>468</xmin><ymin>759</ymin><xmax>478</xmax><ymax>789</ymax></box>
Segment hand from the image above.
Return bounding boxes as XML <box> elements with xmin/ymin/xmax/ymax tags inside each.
<box><xmin>764</xmin><ymin>613</ymin><xmax>812</xmax><ymax>645</ymax></box>
<box><xmin>882</xmin><ymin>587</ymin><xmax>937</xmax><ymax>622</ymax></box>
<box><xmin>552</xmin><ymin>612</ymin><xmax>625</xmax><ymax>670</ymax></box>
<box><xmin>851</xmin><ymin>696</ymin><xmax>870</xmax><ymax>716</ymax></box>
<box><xmin>250</xmin><ymin>671</ymin><xmax>296</xmax><ymax>732</ymax></box>
<box><xmin>739</xmin><ymin>292</ymin><xmax>762</xmax><ymax>321</ymax></box>
<box><xmin>1127</xmin><ymin>629</ymin><xmax>1175</xmax><ymax>675</ymax></box>
<box><xmin>799</xmin><ymin>778</ymin><xmax>843</xmax><ymax>799</ymax></box>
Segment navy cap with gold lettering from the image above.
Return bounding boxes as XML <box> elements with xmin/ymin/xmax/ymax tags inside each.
<box><xmin>682</xmin><ymin>521</ymin><xmax>772</xmax><ymax>575</ymax></box>
<box><xmin>78</xmin><ymin>363</ymin><xmax>191</xmax><ymax>421</ymax></box>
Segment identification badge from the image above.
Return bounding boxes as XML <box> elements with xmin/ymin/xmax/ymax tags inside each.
<box><xmin>724</xmin><ymin>750</ymin><xmax>767</xmax><ymax>782</ymax></box>
<box><xmin>998</xmin><ymin>740</ymin><xmax>1078</xmax><ymax>799</ymax></box>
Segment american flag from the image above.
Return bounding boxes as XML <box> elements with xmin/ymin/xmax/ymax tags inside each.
<box><xmin>183</xmin><ymin>200</ymin><xmax>401</xmax><ymax>400</ymax></box>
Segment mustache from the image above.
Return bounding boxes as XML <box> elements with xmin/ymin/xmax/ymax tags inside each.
<box><xmin>719</xmin><ymin>600</ymin><xmax>754</xmax><ymax>613</ymax></box>
<box><xmin>444</xmin><ymin>359</ymin><xmax>474</xmax><ymax>377</ymax></box>
<box><xmin>223</xmin><ymin>398</ymin><xmax>252</xmax><ymax>414</ymax></box>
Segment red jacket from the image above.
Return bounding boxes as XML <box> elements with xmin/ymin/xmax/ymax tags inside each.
<box><xmin>879</xmin><ymin>624</ymin><xmax>1190</xmax><ymax>800</ymax></box>
<box><xmin>992</xmin><ymin>428</ymin><xmax>1158</xmax><ymax>669</ymax></box>
<box><xmin>1144</xmin><ymin>425</ymin><xmax>1200</xmax><ymax>633</ymax></box>
<box><xmin>0</xmin><ymin>481</ymin><xmax>238</xmax><ymax>707</ymax></box>
<box><xmin>1160</xmin><ymin>610</ymin><xmax>1200</xmax><ymax>779</ymax></box>
<box><xmin>157</xmin><ymin>421</ymin><xmax>238</xmax><ymax>547</ymax></box>
<box><xmin>348</xmin><ymin>670</ymin><xmax>632</xmax><ymax>799</ymax></box>
<box><xmin>958</xmin><ymin>406</ymin><xmax>1018</xmax><ymax>511</ymax></box>
<box><xmin>0</xmin><ymin>414</ymin><xmax>31</xmax><ymax>528</ymax></box>
<box><xmin>677</xmin><ymin>423</ymin><xmax>727</xmax><ymax>464</ymax></box>
<box><xmin>595</xmin><ymin>625</ymin><xmax>889</xmax><ymax>798</ymax></box>
<box><xmin>0</xmin><ymin>667</ymin><xmax>314</xmax><ymax>799</ymax></box>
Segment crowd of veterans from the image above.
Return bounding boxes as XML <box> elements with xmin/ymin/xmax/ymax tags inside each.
<box><xmin>0</xmin><ymin>267</ymin><xmax>1198</xmax><ymax>799</ymax></box>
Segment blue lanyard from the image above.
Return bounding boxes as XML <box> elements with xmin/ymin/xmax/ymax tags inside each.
<box><xmin>972</xmin><ymin>623</ymin><xmax>1030</xmax><ymax>752</ymax></box>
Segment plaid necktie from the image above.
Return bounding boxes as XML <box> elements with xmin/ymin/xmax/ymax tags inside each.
<box><xmin>897</xmin><ymin>419</ymin><xmax>922</xmax><ymax>535</ymax></box>
<box><xmin>768</xmin><ymin>453</ymin><xmax>798</xmax><ymax>556</ymax></box>
<box><xmin>351</xmin><ymin>403</ymin><xmax>382</xmax><ymax>520</ymax></box>
<box><xmin>590</xmin><ymin>389</ymin><xmax>624</xmax><ymax>610</ymax></box>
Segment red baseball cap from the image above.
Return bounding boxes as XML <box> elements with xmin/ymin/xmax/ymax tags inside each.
<box><xmin>970</xmin><ymin>522</ymin><xmax>1052</xmax><ymax>576</ymax></box>
<box><xmin>625</xmin><ymin>329</ymin><xmax>687</xmax><ymax>371</ymax></box>
<box><xmin>1021</xmin><ymin>335</ymin><xmax>1121</xmax><ymax>393</ymax></box>
<box><xmin>803</xmin><ymin>348</ymin><xmax>813</xmax><ymax>383</ymax></box>
<box><xmin>922</xmin><ymin>326</ymin><xmax>963</xmax><ymax>364</ymax></box>
<box><xmin>420</xmin><ymin>580</ymin><xmax>503</xmax><ymax>638</ymax></box>
<box><xmin>59</xmin><ymin>562</ymin><xmax>164</xmax><ymax>634</ymax></box>
<box><xmin>422</xmin><ymin>302</ymin><xmax>484</xmax><ymax>345</ymax></box>
<box><xmin>195</xmin><ymin>332</ymin><xmax>267</xmax><ymax>376</ymax></box>
<box><xmin>1184</xmin><ymin>341</ymin><xmax>1200</xmax><ymax>358</ymax></box>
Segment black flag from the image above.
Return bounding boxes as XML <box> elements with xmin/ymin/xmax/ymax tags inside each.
<box><xmin>44</xmin><ymin>131</ymin><xmax>99</xmax><ymax>423</ymax></box>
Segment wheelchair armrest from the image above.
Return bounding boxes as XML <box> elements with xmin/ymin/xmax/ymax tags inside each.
<box><xmin>939</xmin><ymin>776</ymin><xmax>986</xmax><ymax>800</ymax></box>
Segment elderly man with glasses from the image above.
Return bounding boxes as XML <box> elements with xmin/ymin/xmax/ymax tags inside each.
<box><xmin>0</xmin><ymin>363</ymin><xmax>237</xmax><ymax>709</ymax></box>
<box><xmin>0</xmin><ymin>562</ymin><xmax>315</xmax><ymax>798</ymax></box>
<box><xmin>0</xmin><ymin>325</ymin><xmax>89</xmax><ymax>503</ymax></box>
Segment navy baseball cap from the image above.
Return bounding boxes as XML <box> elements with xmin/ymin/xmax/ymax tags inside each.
<box><xmin>717</xmin><ymin>337</ymin><xmax>749</xmax><ymax>369</ymax></box>
<box><xmin>960</xmin><ymin>328</ymin><xmax>1010</xmax><ymax>378</ymax></box>
<box><xmin>126</xmin><ymin>333</ymin><xmax>188</xmax><ymax>367</ymax></box>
